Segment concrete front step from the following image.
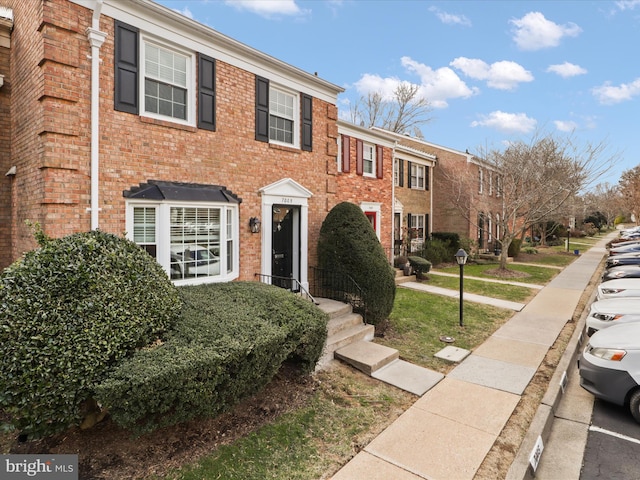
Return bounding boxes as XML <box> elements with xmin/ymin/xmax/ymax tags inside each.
<box><xmin>335</xmin><ymin>340</ymin><xmax>444</xmax><ymax>396</ymax></box>
<box><xmin>335</xmin><ymin>340</ymin><xmax>398</xmax><ymax>375</ymax></box>
<box><xmin>327</xmin><ymin>312</ymin><xmax>365</xmax><ymax>337</ymax></box>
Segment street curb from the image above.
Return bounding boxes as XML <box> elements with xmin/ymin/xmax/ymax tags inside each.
<box><xmin>506</xmin><ymin>283</ymin><xmax>597</xmax><ymax>480</ymax></box>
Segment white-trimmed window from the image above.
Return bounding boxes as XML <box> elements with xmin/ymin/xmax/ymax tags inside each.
<box><xmin>128</xmin><ymin>202</ymin><xmax>239</xmax><ymax>284</ymax></box>
<box><xmin>410</xmin><ymin>163</ymin><xmax>425</xmax><ymax>189</ymax></box>
<box><xmin>141</xmin><ymin>38</ymin><xmax>194</xmax><ymax>124</ymax></box>
<box><xmin>363</xmin><ymin>143</ymin><xmax>376</xmax><ymax>177</ymax></box>
<box><xmin>478</xmin><ymin>168</ymin><xmax>484</xmax><ymax>194</ymax></box>
<box><xmin>269</xmin><ymin>85</ymin><xmax>298</xmax><ymax>146</ymax></box>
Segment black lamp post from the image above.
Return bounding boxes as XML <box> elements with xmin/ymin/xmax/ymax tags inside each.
<box><xmin>566</xmin><ymin>224</ymin><xmax>570</xmax><ymax>252</ymax></box>
<box><xmin>455</xmin><ymin>248</ymin><xmax>469</xmax><ymax>327</ymax></box>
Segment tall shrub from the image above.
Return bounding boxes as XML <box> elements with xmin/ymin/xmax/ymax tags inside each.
<box><xmin>0</xmin><ymin>229</ymin><xmax>181</xmax><ymax>438</ymax></box>
<box><xmin>317</xmin><ymin>202</ymin><xmax>395</xmax><ymax>326</ymax></box>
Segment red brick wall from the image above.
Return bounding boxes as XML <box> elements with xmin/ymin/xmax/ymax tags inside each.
<box><xmin>332</xmin><ymin>137</ymin><xmax>394</xmax><ymax>259</ymax></box>
<box><xmin>3</xmin><ymin>1</ymin><xmax>339</xmax><ymax>280</ymax></box>
<box><xmin>0</xmin><ymin>8</ymin><xmax>12</xmax><ymax>268</ymax></box>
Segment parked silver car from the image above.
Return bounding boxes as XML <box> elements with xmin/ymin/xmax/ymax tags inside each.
<box><xmin>579</xmin><ymin>322</ymin><xmax>640</xmax><ymax>424</ymax></box>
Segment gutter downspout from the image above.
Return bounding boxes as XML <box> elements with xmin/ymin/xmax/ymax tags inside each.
<box><xmin>86</xmin><ymin>1</ymin><xmax>107</xmax><ymax>230</ymax></box>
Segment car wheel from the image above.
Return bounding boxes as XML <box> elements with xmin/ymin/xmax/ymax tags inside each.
<box><xmin>628</xmin><ymin>389</ymin><xmax>640</xmax><ymax>424</ymax></box>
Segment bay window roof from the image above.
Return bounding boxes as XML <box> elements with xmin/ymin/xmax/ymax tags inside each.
<box><xmin>123</xmin><ymin>180</ymin><xmax>242</xmax><ymax>203</ymax></box>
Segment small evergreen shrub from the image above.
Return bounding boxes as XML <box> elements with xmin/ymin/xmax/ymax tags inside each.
<box><xmin>419</xmin><ymin>238</ymin><xmax>454</xmax><ymax>266</ymax></box>
<box><xmin>508</xmin><ymin>238</ymin><xmax>523</xmax><ymax>258</ymax></box>
<box><xmin>431</xmin><ymin>232</ymin><xmax>461</xmax><ymax>251</ymax></box>
<box><xmin>317</xmin><ymin>202</ymin><xmax>396</xmax><ymax>326</ymax></box>
<box><xmin>94</xmin><ymin>282</ymin><xmax>327</xmax><ymax>433</ymax></box>
<box><xmin>0</xmin><ymin>229</ymin><xmax>181</xmax><ymax>439</ymax></box>
<box><xmin>407</xmin><ymin>256</ymin><xmax>432</xmax><ymax>278</ymax></box>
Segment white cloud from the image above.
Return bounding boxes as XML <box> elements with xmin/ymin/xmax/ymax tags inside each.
<box><xmin>173</xmin><ymin>6</ymin><xmax>193</xmax><ymax>19</ymax></box>
<box><xmin>546</xmin><ymin>62</ymin><xmax>587</xmax><ymax>78</ymax></box>
<box><xmin>428</xmin><ymin>6</ymin><xmax>471</xmax><ymax>27</ymax></box>
<box><xmin>352</xmin><ymin>57</ymin><xmax>478</xmax><ymax>109</ymax></box>
<box><xmin>616</xmin><ymin>0</ymin><xmax>640</xmax><ymax>11</ymax></box>
<box><xmin>450</xmin><ymin>57</ymin><xmax>533</xmax><ymax>90</ymax></box>
<box><xmin>554</xmin><ymin>120</ymin><xmax>578</xmax><ymax>132</ymax></box>
<box><xmin>510</xmin><ymin>12</ymin><xmax>582</xmax><ymax>51</ymax></box>
<box><xmin>592</xmin><ymin>78</ymin><xmax>640</xmax><ymax>105</ymax></box>
<box><xmin>224</xmin><ymin>0</ymin><xmax>307</xmax><ymax>17</ymax></box>
<box><xmin>471</xmin><ymin>111</ymin><xmax>537</xmax><ymax>134</ymax></box>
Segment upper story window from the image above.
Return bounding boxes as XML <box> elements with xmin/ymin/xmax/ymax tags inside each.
<box><xmin>478</xmin><ymin>168</ymin><xmax>484</xmax><ymax>194</ymax></box>
<box><xmin>269</xmin><ymin>86</ymin><xmax>297</xmax><ymax>145</ymax></box>
<box><xmin>362</xmin><ymin>143</ymin><xmax>376</xmax><ymax>177</ymax></box>
<box><xmin>410</xmin><ymin>163</ymin><xmax>426</xmax><ymax>189</ymax></box>
<box><xmin>114</xmin><ymin>21</ymin><xmax>216</xmax><ymax>131</ymax></box>
<box><xmin>143</xmin><ymin>42</ymin><xmax>190</xmax><ymax>121</ymax></box>
<box><xmin>256</xmin><ymin>76</ymin><xmax>312</xmax><ymax>151</ymax></box>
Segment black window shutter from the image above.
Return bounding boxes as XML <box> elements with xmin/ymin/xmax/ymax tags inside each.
<box><xmin>301</xmin><ymin>93</ymin><xmax>312</xmax><ymax>151</ymax></box>
<box><xmin>356</xmin><ymin>139</ymin><xmax>363</xmax><ymax>176</ymax></box>
<box><xmin>376</xmin><ymin>145</ymin><xmax>384</xmax><ymax>179</ymax></box>
<box><xmin>255</xmin><ymin>76</ymin><xmax>269</xmax><ymax>142</ymax></box>
<box><xmin>398</xmin><ymin>159</ymin><xmax>404</xmax><ymax>187</ymax></box>
<box><xmin>425</xmin><ymin>213</ymin><xmax>430</xmax><ymax>238</ymax></box>
<box><xmin>114</xmin><ymin>21</ymin><xmax>139</xmax><ymax>114</ymax></box>
<box><xmin>198</xmin><ymin>54</ymin><xmax>216</xmax><ymax>131</ymax></box>
<box><xmin>407</xmin><ymin>213</ymin><xmax>412</xmax><ymax>231</ymax></box>
<box><xmin>407</xmin><ymin>161</ymin><xmax>412</xmax><ymax>187</ymax></box>
<box><xmin>425</xmin><ymin>166</ymin><xmax>430</xmax><ymax>190</ymax></box>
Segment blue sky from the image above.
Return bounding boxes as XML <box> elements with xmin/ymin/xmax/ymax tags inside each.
<box><xmin>156</xmin><ymin>0</ymin><xmax>640</xmax><ymax>186</ymax></box>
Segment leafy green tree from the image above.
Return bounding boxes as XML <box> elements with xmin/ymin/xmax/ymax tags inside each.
<box><xmin>317</xmin><ymin>202</ymin><xmax>396</xmax><ymax>327</ymax></box>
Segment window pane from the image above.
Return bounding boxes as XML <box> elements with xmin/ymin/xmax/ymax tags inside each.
<box><xmin>170</xmin><ymin>207</ymin><xmax>221</xmax><ymax>280</ymax></box>
<box><xmin>132</xmin><ymin>207</ymin><xmax>157</xmax><ymax>258</ymax></box>
<box><xmin>144</xmin><ymin>42</ymin><xmax>189</xmax><ymax>120</ymax></box>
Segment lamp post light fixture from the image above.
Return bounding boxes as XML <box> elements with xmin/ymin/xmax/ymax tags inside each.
<box><xmin>455</xmin><ymin>248</ymin><xmax>469</xmax><ymax>327</ymax></box>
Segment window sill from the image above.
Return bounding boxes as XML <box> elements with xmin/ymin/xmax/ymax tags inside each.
<box><xmin>269</xmin><ymin>143</ymin><xmax>301</xmax><ymax>154</ymax></box>
<box><xmin>140</xmin><ymin>116</ymin><xmax>198</xmax><ymax>133</ymax></box>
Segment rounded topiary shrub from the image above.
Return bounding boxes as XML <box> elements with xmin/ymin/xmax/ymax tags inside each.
<box><xmin>0</xmin><ymin>229</ymin><xmax>182</xmax><ymax>438</ymax></box>
<box><xmin>317</xmin><ymin>202</ymin><xmax>396</xmax><ymax>326</ymax></box>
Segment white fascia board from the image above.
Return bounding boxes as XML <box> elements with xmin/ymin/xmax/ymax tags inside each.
<box><xmin>74</xmin><ymin>0</ymin><xmax>343</xmax><ymax>104</ymax></box>
<box><xmin>394</xmin><ymin>145</ymin><xmax>436</xmax><ymax>166</ymax></box>
<box><xmin>337</xmin><ymin>120</ymin><xmax>396</xmax><ymax>148</ymax></box>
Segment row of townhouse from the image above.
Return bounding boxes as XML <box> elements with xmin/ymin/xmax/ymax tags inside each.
<box><xmin>0</xmin><ymin>0</ymin><xmax>504</xmax><ymax>291</ymax></box>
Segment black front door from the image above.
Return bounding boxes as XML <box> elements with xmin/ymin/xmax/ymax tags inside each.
<box><xmin>272</xmin><ymin>205</ymin><xmax>299</xmax><ymax>289</ymax></box>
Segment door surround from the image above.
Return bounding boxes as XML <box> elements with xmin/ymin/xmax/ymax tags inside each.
<box><xmin>259</xmin><ymin>178</ymin><xmax>312</xmax><ymax>290</ymax></box>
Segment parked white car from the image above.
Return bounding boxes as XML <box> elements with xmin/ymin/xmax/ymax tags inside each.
<box><xmin>579</xmin><ymin>322</ymin><xmax>640</xmax><ymax>424</ymax></box>
<box><xmin>597</xmin><ymin>278</ymin><xmax>640</xmax><ymax>300</ymax></box>
<box><xmin>586</xmin><ymin>298</ymin><xmax>640</xmax><ymax>336</ymax></box>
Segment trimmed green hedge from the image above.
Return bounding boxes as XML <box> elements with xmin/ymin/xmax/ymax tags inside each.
<box><xmin>94</xmin><ymin>282</ymin><xmax>328</xmax><ymax>433</ymax></box>
<box><xmin>408</xmin><ymin>256</ymin><xmax>432</xmax><ymax>277</ymax></box>
<box><xmin>0</xmin><ymin>230</ymin><xmax>181</xmax><ymax>438</ymax></box>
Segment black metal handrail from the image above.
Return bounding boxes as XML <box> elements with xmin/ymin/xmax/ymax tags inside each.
<box><xmin>254</xmin><ymin>273</ymin><xmax>318</xmax><ymax>305</ymax></box>
<box><xmin>308</xmin><ymin>267</ymin><xmax>367</xmax><ymax>323</ymax></box>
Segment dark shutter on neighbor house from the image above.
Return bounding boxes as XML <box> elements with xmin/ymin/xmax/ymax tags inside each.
<box><xmin>255</xmin><ymin>76</ymin><xmax>269</xmax><ymax>142</ymax></box>
<box><xmin>301</xmin><ymin>93</ymin><xmax>312</xmax><ymax>151</ymax></box>
<box><xmin>407</xmin><ymin>213</ymin><xmax>412</xmax><ymax>231</ymax></box>
<box><xmin>398</xmin><ymin>159</ymin><xmax>404</xmax><ymax>187</ymax></box>
<box><xmin>114</xmin><ymin>21</ymin><xmax>139</xmax><ymax>114</ymax></box>
<box><xmin>425</xmin><ymin>213</ymin><xmax>430</xmax><ymax>238</ymax></box>
<box><xmin>425</xmin><ymin>165</ymin><xmax>430</xmax><ymax>190</ymax></box>
<box><xmin>342</xmin><ymin>135</ymin><xmax>351</xmax><ymax>173</ymax></box>
<box><xmin>197</xmin><ymin>54</ymin><xmax>216</xmax><ymax>131</ymax></box>
<box><xmin>407</xmin><ymin>161</ymin><xmax>412</xmax><ymax>187</ymax></box>
<box><xmin>376</xmin><ymin>145</ymin><xmax>384</xmax><ymax>179</ymax></box>
<box><xmin>356</xmin><ymin>139</ymin><xmax>363</xmax><ymax>176</ymax></box>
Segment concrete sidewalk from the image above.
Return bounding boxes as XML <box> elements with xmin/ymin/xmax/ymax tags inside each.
<box><xmin>331</xmin><ymin>234</ymin><xmax>613</xmax><ymax>480</ymax></box>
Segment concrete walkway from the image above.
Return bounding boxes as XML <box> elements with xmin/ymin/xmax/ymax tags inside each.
<box><xmin>331</xmin><ymin>234</ymin><xmax>614</xmax><ymax>480</ymax></box>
